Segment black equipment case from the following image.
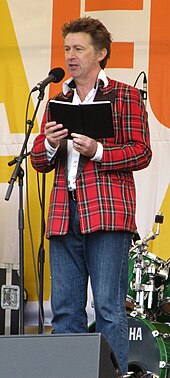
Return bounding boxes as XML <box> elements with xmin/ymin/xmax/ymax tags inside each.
<box><xmin>0</xmin><ymin>263</ymin><xmax>19</xmax><ymax>335</ymax></box>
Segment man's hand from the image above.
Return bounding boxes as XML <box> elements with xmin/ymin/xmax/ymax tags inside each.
<box><xmin>71</xmin><ymin>133</ymin><xmax>97</xmax><ymax>158</ymax></box>
<box><xmin>44</xmin><ymin>122</ymin><xmax>68</xmax><ymax>148</ymax></box>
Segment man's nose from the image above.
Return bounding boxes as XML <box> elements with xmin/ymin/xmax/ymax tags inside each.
<box><xmin>68</xmin><ymin>49</ymin><xmax>76</xmax><ymax>58</ymax></box>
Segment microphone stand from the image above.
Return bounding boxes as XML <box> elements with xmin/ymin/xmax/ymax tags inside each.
<box><xmin>5</xmin><ymin>88</ymin><xmax>45</xmax><ymax>335</ymax></box>
<box><xmin>38</xmin><ymin>171</ymin><xmax>46</xmax><ymax>334</ymax></box>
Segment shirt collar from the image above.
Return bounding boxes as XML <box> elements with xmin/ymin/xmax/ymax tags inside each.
<box><xmin>62</xmin><ymin>69</ymin><xmax>108</xmax><ymax>95</ymax></box>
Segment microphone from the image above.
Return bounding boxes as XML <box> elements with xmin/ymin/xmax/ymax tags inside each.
<box><xmin>142</xmin><ymin>72</ymin><xmax>147</xmax><ymax>107</ymax></box>
<box><xmin>134</xmin><ymin>71</ymin><xmax>147</xmax><ymax>107</ymax></box>
<box><xmin>31</xmin><ymin>67</ymin><xmax>65</xmax><ymax>92</ymax></box>
<box><xmin>138</xmin><ymin>72</ymin><xmax>147</xmax><ymax>107</ymax></box>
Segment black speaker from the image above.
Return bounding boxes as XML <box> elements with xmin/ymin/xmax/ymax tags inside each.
<box><xmin>0</xmin><ymin>333</ymin><xmax>120</xmax><ymax>378</ymax></box>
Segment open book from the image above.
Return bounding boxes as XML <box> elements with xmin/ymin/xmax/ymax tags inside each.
<box><xmin>48</xmin><ymin>100</ymin><xmax>114</xmax><ymax>139</ymax></box>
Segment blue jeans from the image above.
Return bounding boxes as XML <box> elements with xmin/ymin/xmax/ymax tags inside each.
<box><xmin>49</xmin><ymin>199</ymin><xmax>132</xmax><ymax>374</ymax></box>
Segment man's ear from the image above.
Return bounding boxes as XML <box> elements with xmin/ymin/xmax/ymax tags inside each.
<box><xmin>98</xmin><ymin>48</ymin><xmax>107</xmax><ymax>63</ymax></box>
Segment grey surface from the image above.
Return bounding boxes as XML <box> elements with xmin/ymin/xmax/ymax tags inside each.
<box><xmin>0</xmin><ymin>333</ymin><xmax>117</xmax><ymax>378</ymax></box>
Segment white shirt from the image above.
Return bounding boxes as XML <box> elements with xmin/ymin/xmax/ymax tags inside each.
<box><xmin>45</xmin><ymin>69</ymin><xmax>108</xmax><ymax>190</ymax></box>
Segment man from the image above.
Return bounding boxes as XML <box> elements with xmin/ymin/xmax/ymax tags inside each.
<box><xmin>31</xmin><ymin>17</ymin><xmax>152</xmax><ymax>374</ymax></box>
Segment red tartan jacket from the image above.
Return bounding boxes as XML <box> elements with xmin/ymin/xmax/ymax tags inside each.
<box><xmin>30</xmin><ymin>77</ymin><xmax>152</xmax><ymax>237</ymax></box>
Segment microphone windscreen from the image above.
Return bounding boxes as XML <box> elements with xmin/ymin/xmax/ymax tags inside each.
<box><xmin>49</xmin><ymin>67</ymin><xmax>65</xmax><ymax>83</ymax></box>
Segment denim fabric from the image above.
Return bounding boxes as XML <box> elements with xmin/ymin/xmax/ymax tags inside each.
<box><xmin>49</xmin><ymin>199</ymin><xmax>132</xmax><ymax>374</ymax></box>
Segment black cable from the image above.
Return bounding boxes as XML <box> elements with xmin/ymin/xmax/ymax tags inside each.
<box><xmin>24</xmin><ymin>92</ymin><xmax>44</xmax><ymax>329</ymax></box>
<box><xmin>133</xmin><ymin>71</ymin><xmax>147</xmax><ymax>105</ymax></box>
<box><xmin>133</xmin><ymin>71</ymin><xmax>147</xmax><ymax>87</ymax></box>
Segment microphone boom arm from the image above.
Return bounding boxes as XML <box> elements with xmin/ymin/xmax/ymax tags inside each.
<box><xmin>5</xmin><ymin>91</ymin><xmax>44</xmax><ymax>201</ymax></box>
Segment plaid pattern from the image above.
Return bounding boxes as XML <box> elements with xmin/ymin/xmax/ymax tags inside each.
<box><xmin>31</xmin><ymin>78</ymin><xmax>152</xmax><ymax>237</ymax></box>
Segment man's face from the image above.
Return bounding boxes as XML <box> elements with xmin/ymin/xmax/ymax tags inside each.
<box><xmin>64</xmin><ymin>32</ymin><xmax>102</xmax><ymax>80</ymax></box>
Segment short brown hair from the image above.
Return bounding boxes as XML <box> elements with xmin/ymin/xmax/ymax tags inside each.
<box><xmin>62</xmin><ymin>17</ymin><xmax>112</xmax><ymax>69</ymax></box>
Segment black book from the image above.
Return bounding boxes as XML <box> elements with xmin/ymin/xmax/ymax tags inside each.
<box><xmin>48</xmin><ymin>100</ymin><xmax>114</xmax><ymax>139</ymax></box>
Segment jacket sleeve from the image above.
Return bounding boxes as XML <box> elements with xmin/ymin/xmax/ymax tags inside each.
<box><xmin>100</xmin><ymin>86</ymin><xmax>152</xmax><ymax>172</ymax></box>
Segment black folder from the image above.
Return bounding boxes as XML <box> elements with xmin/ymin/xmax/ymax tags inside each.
<box><xmin>49</xmin><ymin>100</ymin><xmax>113</xmax><ymax>139</ymax></box>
